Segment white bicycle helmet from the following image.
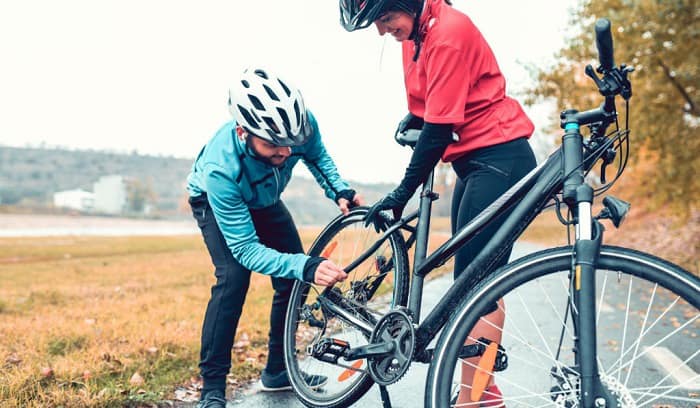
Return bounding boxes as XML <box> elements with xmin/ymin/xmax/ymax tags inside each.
<box><xmin>228</xmin><ymin>68</ymin><xmax>312</xmax><ymax>147</ymax></box>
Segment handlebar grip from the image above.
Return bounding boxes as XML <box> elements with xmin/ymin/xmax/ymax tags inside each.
<box><xmin>595</xmin><ymin>18</ymin><xmax>615</xmax><ymax>71</ymax></box>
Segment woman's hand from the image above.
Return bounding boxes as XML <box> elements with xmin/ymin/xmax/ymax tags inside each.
<box><xmin>363</xmin><ymin>185</ymin><xmax>413</xmax><ymax>231</ymax></box>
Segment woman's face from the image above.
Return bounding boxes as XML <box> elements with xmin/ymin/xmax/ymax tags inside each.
<box><xmin>374</xmin><ymin>11</ymin><xmax>414</xmax><ymax>42</ymax></box>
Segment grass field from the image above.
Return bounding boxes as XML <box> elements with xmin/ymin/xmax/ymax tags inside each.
<box><xmin>0</xmin><ymin>210</ymin><xmax>694</xmax><ymax>407</ymax></box>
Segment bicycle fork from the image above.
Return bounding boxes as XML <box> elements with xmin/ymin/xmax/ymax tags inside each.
<box><xmin>574</xmin><ymin>209</ymin><xmax>616</xmax><ymax>407</ymax></box>
<box><xmin>563</xmin><ymin>114</ymin><xmax>618</xmax><ymax>407</ymax></box>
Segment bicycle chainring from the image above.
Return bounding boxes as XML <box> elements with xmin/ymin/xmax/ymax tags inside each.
<box><xmin>368</xmin><ymin>308</ymin><xmax>415</xmax><ymax>386</ymax></box>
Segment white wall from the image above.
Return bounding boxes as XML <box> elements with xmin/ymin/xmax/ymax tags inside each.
<box><xmin>53</xmin><ymin>189</ymin><xmax>94</xmax><ymax>212</ymax></box>
<box><xmin>93</xmin><ymin>175</ymin><xmax>126</xmax><ymax>215</ymax></box>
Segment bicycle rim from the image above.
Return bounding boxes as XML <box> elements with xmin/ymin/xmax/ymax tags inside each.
<box><xmin>285</xmin><ymin>208</ymin><xmax>409</xmax><ymax>407</ymax></box>
<box><xmin>427</xmin><ymin>246</ymin><xmax>700</xmax><ymax>407</ymax></box>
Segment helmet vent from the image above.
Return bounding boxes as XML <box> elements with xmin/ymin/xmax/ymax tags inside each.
<box><xmin>263</xmin><ymin>116</ymin><xmax>280</xmax><ymax>134</ymax></box>
<box><xmin>248</xmin><ymin>94</ymin><xmax>264</xmax><ymax>110</ymax></box>
<box><xmin>241</xmin><ymin>80</ymin><xmax>250</xmax><ymax>88</ymax></box>
<box><xmin>293</xmin><ymin>101</ymin><xmax>301</xmax><ymax>124</ymax></box>
<box><xmin>277</xmin><ymin>108</ymin><xmax>291</xmax><ymax>131</ymax></box>
<box><xmin>278</xmin><ymin>79</ymin><xmax>292</xmax><ymax>97</ymax></box>
<box><xmin>263</xmin><ymin>85</ymin><xmax>279</xmax><ymax>101</ymax></box>
<box><xmin>254</xmin><ymin>69</ymin><xmax>269</xmax><ymax>79</ymax></box>
<box><xmin>236</xmin><ymin>105</ymin><xmax>260</xmax><ymax>129</ymax></box>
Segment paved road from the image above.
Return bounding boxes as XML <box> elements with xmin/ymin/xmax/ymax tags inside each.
<box><xmin>213</xmin><ymin>241</ymin><xmax>699</xmax><ymax>407</ymax></box>
<box><xmin>226</xmin><ymin>242</ymin><xmax>545</xmax><ymax>408</ymax></box>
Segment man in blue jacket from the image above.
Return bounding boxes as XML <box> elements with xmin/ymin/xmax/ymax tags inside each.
<box><xmin>187</xmin><ymin>68</ymin><xmax>363</xmax><ymax>407</ymax></box>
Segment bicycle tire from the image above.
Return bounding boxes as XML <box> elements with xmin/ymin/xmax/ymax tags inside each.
<box><xmin>426</xmin><ymin>245</ymin><xmax>700</xmax><ymax>407</ymax></box>
<box><xmin>284</xmin><ymin>207</ymin><xmax>410</xmax><ymax>408</ymax></box>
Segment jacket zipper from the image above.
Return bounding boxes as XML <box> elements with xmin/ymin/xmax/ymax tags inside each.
<box><xmin>273</xmin><ymin>168</ymin><xmax>280</xmax><ymax>198</ymax></box>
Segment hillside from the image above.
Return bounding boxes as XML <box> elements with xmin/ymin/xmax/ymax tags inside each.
<box><xmin>0</xmin><ymin>145</ymin><xmax>402</xmax><ymax>225</ymax></box>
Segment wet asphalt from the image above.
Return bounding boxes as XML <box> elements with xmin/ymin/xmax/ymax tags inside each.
<box><xmin>221</xmin><ymin>242</ymin><xmax>546</xmax><ymax>408</ymax></box>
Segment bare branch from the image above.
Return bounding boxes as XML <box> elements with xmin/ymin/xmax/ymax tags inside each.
<box><xmin>656</xmin><ymin>58</ymin><xmax>698</xmax><ymax>116</ymax></box>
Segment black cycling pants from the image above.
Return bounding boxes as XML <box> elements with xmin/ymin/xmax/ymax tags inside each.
<box><xmin>450</xmin><ymin>137</ymin><xmax>537</xmax><ymax>280</ymax></box>
<box><xmin>190</xmin><ymin>195</ymin><xmax>300</xmax><ymax>391</ymax></box>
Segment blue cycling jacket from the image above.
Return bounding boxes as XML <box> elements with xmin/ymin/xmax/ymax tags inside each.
<box><xmin>187</xmin><ymin>111</ymin><xmax>350</xmax><ymax>281</ymax></box>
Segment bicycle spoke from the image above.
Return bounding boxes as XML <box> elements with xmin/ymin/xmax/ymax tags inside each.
<box><xmin>616</xmin><ymin>274</ymin><xmax>634</xmax><ymax>383</ymax></box>
<box><xmin>633</xmin><ymin>347</ymin><xmax>700</xmax><ymax>406</ymax></box>
<box><xmin>514</xmin><ymin>289</ymin><xmax>576</xmax><ymax>390</ymax></box>
<box><xmin>596</xmin><ymin>271</ymin><xmax>609</xmax><ymax>326</ymax></box>
<box><xmin>606</xmin><ymin>308</ymin><xmax>697</xmax><ymax>379</ymax></box>
<box><xmin>452</xmin><ymin>377</ymin><xmax>555</xmax><ymax>407</ymax></box>
<box><xmin>428</xmin><ymin>247</ymin><xmax>699</xmax><ymax>408</ymax></box>
<box><xmin>629</xmin><ymin>385</ymin><xmax>700</xmax><ymax>405</ymax></box>
<box><xmin>623</xmin><ymin>282</ymin><xmax>657</xmax><ymax>387</ymax></box>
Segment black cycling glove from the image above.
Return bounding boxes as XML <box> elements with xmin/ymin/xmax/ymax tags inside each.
<box><xmin>303</xmin><ymin>256</ymin><xmax>325</xmax><ymax>283</ymax></box>
<box><xmin>335</xmin><ymin>189</ymin><xmax>357</xmax><ymax>205</ymax></box>
<box><xmin>364</xmin><ymin>121</ymin><xmax>455</xmax><ymax>230</ymax></box>
<box><xmin>395</xmin><ymin>112</ymin><xmax>424</xmax><ymax>135</ymax></box>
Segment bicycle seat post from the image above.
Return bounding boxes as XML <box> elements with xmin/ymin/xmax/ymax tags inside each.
<box><xmin>407</xmin><ymin>170</ymin><xmax>438</xmax><ymax>322</ymax></box>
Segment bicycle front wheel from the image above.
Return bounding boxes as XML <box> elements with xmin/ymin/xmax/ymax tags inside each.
<box><xmin>284</xmin><ymin>207</ymin><xmax>410</xmax><ymax>408</ymax></box>
<box><xmin>426</xmin><ymin>246</ymin><xmax>700</xmax><ymax>407</ymax></box>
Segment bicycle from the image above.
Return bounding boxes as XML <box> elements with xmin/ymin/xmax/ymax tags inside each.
<box><xmin>283</xmin><ymin>18</ymin><xmax>700</xmax><ymax>408</ymax></box>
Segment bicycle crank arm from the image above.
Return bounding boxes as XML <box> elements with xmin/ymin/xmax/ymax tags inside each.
<box><xmin>345</xmin><ymin>341</ymin><xmax>396</xmax><ymax>361</ymax></box>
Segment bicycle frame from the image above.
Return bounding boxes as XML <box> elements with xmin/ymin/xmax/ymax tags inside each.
<box><xmin>293</xmin><ymin>18</ymin><xmax>637</xmax><ymax>407</ymax></box>
<box><xmin>322</xmin><ymin>104</ymin><xmax>625</xmax><ymax>403</ymax></box>
<box><xmin>400</xmin><ymin>146</ymin><xmax>563</xmax><ymax>349</ymax></box>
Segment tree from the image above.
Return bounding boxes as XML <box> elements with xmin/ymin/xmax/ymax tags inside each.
<box><xmin>528</xmin><ymin>0</ymin><xmax>699</xmax><ymax>214</ymax></box>
<box><xmin>125</xmin><ymin>178</ymin><xmax>156</xmax><ymax>214</ymax></box>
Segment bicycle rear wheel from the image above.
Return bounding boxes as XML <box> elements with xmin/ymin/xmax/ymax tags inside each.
<box><xmin>426</xmin><ymin>246</ymin><xmax>700</xmax><ymax>407</ymax></box>
<box><xmin>284</xmin><ymin>207</ymin><xmax>410</xmax><ymax>407</ymax></box>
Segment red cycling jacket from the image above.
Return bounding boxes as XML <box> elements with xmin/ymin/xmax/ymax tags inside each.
<box><xmin>401</xmin><ymin>0</ymin><xmax>534</xmax><ymax>162</ymax></box>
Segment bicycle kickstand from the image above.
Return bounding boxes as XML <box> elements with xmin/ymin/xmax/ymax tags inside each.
<box><xmin>379</xmin><ymin>385</ymin><xmax>393</xmax><ymax>408</ymax></box>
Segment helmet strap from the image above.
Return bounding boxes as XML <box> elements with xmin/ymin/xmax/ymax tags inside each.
<box><xmin>411</xmin><ymin>0</ymin><xmax>427</xmax><ymax>61</ymax></box>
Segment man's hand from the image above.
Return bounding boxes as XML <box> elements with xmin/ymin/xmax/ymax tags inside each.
<box><xmin>336</xmin><ymin>189</ymin><xmax>364</xmax><ymax>215</ymax></box>
<box><xmin>314</xmin><ymin>260</ymin><xmax>348</xmax><ymax>286</ymax></box>
<box><xmin>338</xmin><ymin>193</ymin><xmax>364</xmax><ymax>215</ymax></box>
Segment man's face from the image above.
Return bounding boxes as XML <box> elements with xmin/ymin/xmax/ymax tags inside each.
<box><xmin>246</xmin><ymin>134</ymin><xmax>292</xmax><ymax>167</ymax></box>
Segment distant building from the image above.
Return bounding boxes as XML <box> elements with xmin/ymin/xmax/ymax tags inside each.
<box><xmin>93</xmin><ymin>175</ymin><xmax>127</xmax><ymax>215</ymax></box>
<box><xmin>53</xmin><ymin>189</ymin><xmax>95</xmax><ymax>212</ymax></box>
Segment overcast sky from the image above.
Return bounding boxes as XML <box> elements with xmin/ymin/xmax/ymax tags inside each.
<box><xmin>0</xmin><ymin>0</ymin><xmax>579</xmax><ymax>184</ymax></box>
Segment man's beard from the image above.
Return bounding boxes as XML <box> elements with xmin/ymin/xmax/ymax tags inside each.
<box><xmin>246</xmin><ymin>138</ymin><xmax>287</xmax><ymax>168</ymax></box>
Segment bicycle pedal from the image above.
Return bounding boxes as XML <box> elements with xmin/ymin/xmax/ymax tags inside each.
<box><xmin>457</xmin><ymin>338</ymin><xmax>508</xmax><ymax>372</ymax></box>
<box><xmin>309</xmin><ymin>338</ymin><xmax>351</xmax><ymax>364</ymax></box>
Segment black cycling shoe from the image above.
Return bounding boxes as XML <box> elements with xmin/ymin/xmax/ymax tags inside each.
<box><xmin>196</xmin><ymin>389</ymin><xmax>226</xmax><ymax>408</ymax></box>
<box><xmin>260</xmin><ymin>369</ymin><xmax>328</xmax><ymax>392</ymax></box>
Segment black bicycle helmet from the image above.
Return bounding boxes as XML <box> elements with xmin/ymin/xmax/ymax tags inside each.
<box><xmin>339</xmin><ymin>0</ymin><xmax>422</xmax><ymax>32</ymax></box>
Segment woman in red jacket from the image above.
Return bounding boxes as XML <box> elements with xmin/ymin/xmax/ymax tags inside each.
<box><xmin>340</xmin><ymin>0</ymin><xmax>537</xmax><ymax>405</ymax></box>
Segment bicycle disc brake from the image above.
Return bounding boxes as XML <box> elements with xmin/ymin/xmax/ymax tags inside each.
<box><xmin>550</xmin><ymin>365</ymin><xmax>579</xmax><ymax>407</ymax></box>
<box><xmin>368</xmin><ymin>308</ymin><xmax>415</xmax><ymax>386</ymax></box>
<box><xmin>600</xmin><ymin>373</ymin><xmax>635</xmax><ymax>407</ymax></box>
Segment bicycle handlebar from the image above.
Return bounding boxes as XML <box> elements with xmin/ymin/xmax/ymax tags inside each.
<box><xmin>595</xmin><ymin>18</ymin><xmax>615</xmax><ymax>72</ymax></box>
